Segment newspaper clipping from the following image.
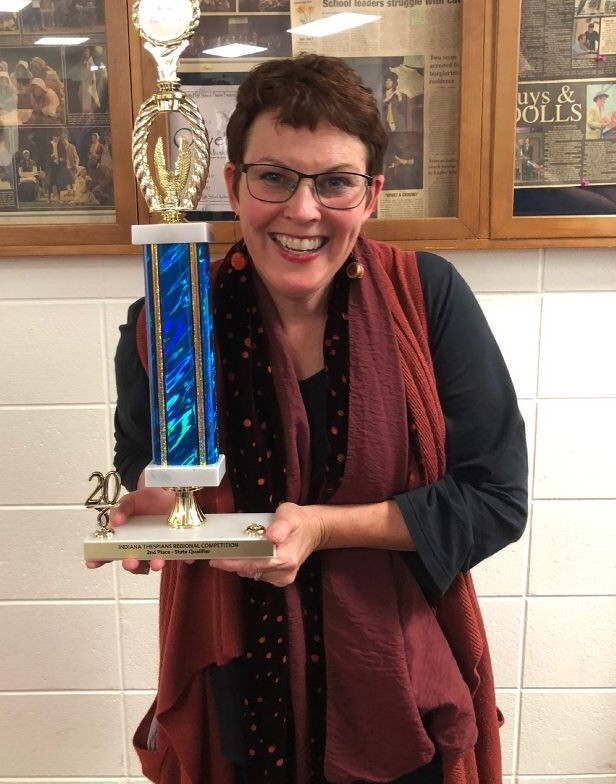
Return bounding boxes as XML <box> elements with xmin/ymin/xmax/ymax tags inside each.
<box><xmin>517</xmin><ymin>0</ymin><xmax>616</xmax><ymax>192</ymax></box>
<box><xmin>180</xmin><ymin>0</ymin><xmax>462</xmax><ymax>219</ymax></box>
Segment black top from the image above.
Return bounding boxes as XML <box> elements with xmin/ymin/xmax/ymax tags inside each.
<box><xmin>113</xmin><ymin>251</ymin><xmax>528</xmax><ymax>594</ymax></box>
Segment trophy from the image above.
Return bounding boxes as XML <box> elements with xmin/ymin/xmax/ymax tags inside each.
<box><xmin>84</xmin><ymin>0</ymin><xmax>274</xmax><ymax>561</ymax></box>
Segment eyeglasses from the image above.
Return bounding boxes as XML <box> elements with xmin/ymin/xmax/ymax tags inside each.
<box><xmin>240</xmin><ymin>163</ymin><xmax>374</xmax><ymax>210</ymax></box>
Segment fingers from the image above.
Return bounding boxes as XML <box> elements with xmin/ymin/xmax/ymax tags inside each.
<box><xmin>210</xmin><ymin>559</ymin><xmax>273</xmax><ymax>579</ymax></box>
<box><xmin>209</xmin><ymin>557</ymin><xmax>296</xmax><ymax>588</ymax></box>
<box><xmin>87</xmin><ymin>556</ymin><xmax>188</xmax><ymax>573</ymax></box>
<box><xmin>120</xmin><ymin>557</ymin><xmax>196</xmax><ymax>573</ymax></box>
<box><xmin>87</xmin><ymin>487</ymin><xmax>177</xmax><ymax>573</ymax></box>
<box><xmin>207</xmin><ymin>502</ymin><xmax>319</xmax><ymax>586</ymax></box>
<box><xmin>109</xmin><ymin>505</ymin><xmax>129</xmax><ymax>527</ymax></box>
<box><xmin>210</xmin><ymin>559</ymin><xmax>270</xmax><ymax>576</ymax></box>
<box><xmin>109</xmin><ymin>487</ymin><xmax>175</xmax><ymax>527</ymax></box>
<box><xmin>266</xmin><ymin>515</ymin><xmax>293</xmax><ymax>545</ymax></box>
<box><xmin>121</xmin><ymin>558</ymin><xmax>167</xmax><ymax>573</ymax></box>
<box><xmin>122</xmin><ymin>558</ymin><xmax>150</xmax><ymax>574</ymax></box>
<box><xmin>85</xmin><ymin>558</ymin><xmax>158</xmax><ymax>573</ymax></box>
<box><xmin>109</xmin><ymin>491</ymin><xmax>138</xmax><ymax>527</ymax></box>
<box><xmin>230</xmin><ymin>566</ymin><xmax>266</xmax><ymax>580</ymax></box>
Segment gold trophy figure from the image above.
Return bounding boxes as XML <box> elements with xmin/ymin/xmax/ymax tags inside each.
<box><xmin>132</xmin><ymin>0</ymin><xmax>209</xmax><ymax>221</ymax></box>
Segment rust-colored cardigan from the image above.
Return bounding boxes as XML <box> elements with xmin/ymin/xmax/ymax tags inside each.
<box><xmin>133</xmin><ymin>238</ymin><xmax>503</xmax><ymax>784</ymax></box>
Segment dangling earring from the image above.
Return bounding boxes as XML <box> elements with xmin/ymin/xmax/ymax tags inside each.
<box><xmin>230</xmin><ymin>251</ymin><xmax>247</xmax><ymax>270</ymax></box>
<box><xmin>346</xmin><ymin>259</ymin><xmax>365</xmax><ymax>279</ymax></box>
<box><xmin>230</xmin><ymin>236</ymin><xmax>248</xmax><ymax>270</ymax></box>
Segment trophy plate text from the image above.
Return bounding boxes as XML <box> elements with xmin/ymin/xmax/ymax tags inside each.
<box><xmin>84</xmin><ymin>513</ymin><xmax>275</xmax><ymax>561</ymax></box>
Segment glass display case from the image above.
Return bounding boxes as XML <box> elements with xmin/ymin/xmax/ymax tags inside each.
<box><xmin>1</xmin><ymin>0</ymin><xmax>140</xmax><ymax>255</ymax></box>
<box><xmin>491</xmin><ymin>0</ymin><xmax>616</xmax><ymax>242</ymax></box>
<box><xmin>4</xmin><ymin>0</ymin><xmax>610</xmax><ymax>254</ymax></box>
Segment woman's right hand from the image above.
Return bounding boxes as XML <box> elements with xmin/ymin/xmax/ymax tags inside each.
<box><xmin>85</xmin><ymin>486</ymin><xmax>175</xmax><ymax>573</ymax></box>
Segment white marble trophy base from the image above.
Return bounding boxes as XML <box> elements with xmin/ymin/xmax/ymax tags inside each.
<box><xmin>84</xmin><ymin>512</ymin><xmax>275</xmax><ymax>561</ymax></box>
<box><xmin>131</xmin><ymin>222</ymin><xmax>213</xmax><ymax>245</ymax></box>
<box><xmin>144</xmin><ymin>455</ymin><xmax>226</xmax><ymax>487</ymax></box>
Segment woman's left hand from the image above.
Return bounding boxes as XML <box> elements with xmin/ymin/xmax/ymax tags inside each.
<box><xmin>209</xmin><ymin>501</ymin><xmax>325</xmax><ymax>587</ymax></box>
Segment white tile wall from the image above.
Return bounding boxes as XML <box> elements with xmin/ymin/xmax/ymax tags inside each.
<box><xmin>0</xmin><ymin>602</ymin><xmax>121</xmax><ymax>690</ymax></box>
<box><xmin>538</xmin><ymin>293</ymin><xmax>616</xmax><ymax>398</ymax></box>
<box><xmin>518</xmin><ymin>691</ymin><xmax>616</xmax><ymax>775</ymax></box>
<box><xmin>523</xmin><ymin>597</ymin><xmax>616</xmax><ymax>688</ymax></box>
<box><xmin>0</xmin><ymin>248</ymin><xmax>614</xmax><ymax>782</ymax></box>
<box><xmin>534</xmin><ymin>398</ymin><xmax>616</xmax><ymax>499</ymax></box>
<box><xmin>1</xmin><ymin>407</ymin><xmax>110</xmax><ymax>505</ymax></box>
<box><xmin>0</xmin><ymin>508</ymin><xmax>115</xmax><ymax>600</ymax></box>
<box><xmin>125</xmin><ymin>691</ymin><xmax>158</xmax><ymax>777</ymax></box>
<box><xmin>119</xmin><ymin>601</ymin><xmax>160</xmax><ymax>689</ymax></box>
<box><xmin>0</xmin><ymin>693</ymin><xmax>126</xmax><ymax>777</ymax></box>
<box><xmin>472</xmin><ymin>527</ymin><xmax>529</xmax><ymax>596</ymax></box>
<box><xmin>479</xmin><ymin>599</ymin><xmax>524</xmax><ymax>688</ymax></box>
<box><xmin>495</xmin><ymin>689</ymin><xmax>519</xmax><ymax>777</ymax></box>
<box><xmin>0</xmin><ymin>301</ymin><xmax>106</xmax><ymax>404</ymax></box>
<box><xmin>518</xmin><ymin>779</ymin><xmax>616</xmax><ymax>784</ymax></box>
<box><xmin>529</xmin><ymin>500</ymin><xmax>616</xmax><ymax>595</ymax></box>
<box><xmin>476</xmin><ymin>294</ymin><xmax>541</xmax><ymax>399</ymax></box>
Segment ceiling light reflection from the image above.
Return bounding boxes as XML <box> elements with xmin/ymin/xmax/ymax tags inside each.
<box><xmin>288</xmin><ymin>12</ymin><xmax>381</xmax><ymax>38</ymax></box>
<box><xmin>203</xmin><ymin>43</ymin><xmax>267</xmax><ymax>58</ymax></box>
<box><xmin>0</xmin><ymin>0</ymin><xmax>31</xmax><ymax>12</ymax></box>
<box><xmin>35</xmin><ymin>36</ymin><xmax>90</xmax><ymax>45</ymax></box>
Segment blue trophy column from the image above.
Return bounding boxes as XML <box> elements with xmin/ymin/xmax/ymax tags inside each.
<box><xmin>132</xmin><ymin>222</ymin><xmax>225</xmax><ymax>493</ymax></box>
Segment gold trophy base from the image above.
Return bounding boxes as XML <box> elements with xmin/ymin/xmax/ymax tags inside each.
<box><xmin>167</xmin><ymin>487</ymin><xmax>206</xmax><ymax>528</ymax></box>
<box><xmin>84</xmin><ymin>512</ymin><xmax>275</xmax><ymax>561</ymax></box>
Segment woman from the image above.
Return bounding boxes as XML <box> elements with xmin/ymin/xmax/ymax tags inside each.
<box><xmin>101</xmin><ymin>54</ymin><xmax>527</xmax><ymax>784</ymax></box>
<box><xmin>17</xmin><ymin>149</ymin><xmax>42</xmax><ymax>201</ymax></box>
<box><xmin>28</xmin><ymin>76</ymin><xmax>60</xmax><ymax>121</ymax></box>
<box><xmin>61</xmin><ymin>165</ymin><xmax>98</xmax><ymax>204</ymax></box>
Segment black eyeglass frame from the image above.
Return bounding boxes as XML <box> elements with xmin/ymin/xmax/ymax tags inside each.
<box><xmin>239</xmin><ymin>163</ymin><xmax>374</xmax><ymax>210</ymax></box>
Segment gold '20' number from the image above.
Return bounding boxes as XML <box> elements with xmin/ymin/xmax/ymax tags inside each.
<box><xmin>86</xmin><ymin>470</ymin><xmax>121</xmax><ymax>509</ymax></box>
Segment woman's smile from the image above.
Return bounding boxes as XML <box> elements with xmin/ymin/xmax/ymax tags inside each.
<box><xmin>270</xmin><ymin>232</ymin><xmax>328</xmax><ymax>256</ymax></box>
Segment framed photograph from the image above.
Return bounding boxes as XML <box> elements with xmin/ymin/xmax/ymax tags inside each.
<box><xmin>1</xmin><ymin>0</ymin><xmax>140</xmax><ymax>256</ymax></box>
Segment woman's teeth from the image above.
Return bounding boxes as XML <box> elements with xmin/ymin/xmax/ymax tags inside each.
<box><xmin>273</xmin><ymin>234</ymin><xmax>324</xmax><ymax>252</ymax></box>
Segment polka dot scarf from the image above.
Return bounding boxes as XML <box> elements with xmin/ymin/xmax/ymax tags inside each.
<box><xmin>214</xmin><ymin>243</ymin><xmax>351</xmax><ymax>783</ymax></box>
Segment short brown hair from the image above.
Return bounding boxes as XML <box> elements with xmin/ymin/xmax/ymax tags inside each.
<box><xmin>226</xmin><ymin>54</ymin><xmax>387</xmax><ymax>176</ymax></box>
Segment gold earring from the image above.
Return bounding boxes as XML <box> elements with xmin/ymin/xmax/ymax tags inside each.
<box><xmin>346</xmin><ymin>260</ymin><xmax>365</xmax><ymax>279</ymax></box>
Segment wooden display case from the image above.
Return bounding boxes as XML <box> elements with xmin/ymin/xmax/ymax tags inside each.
<box><xmin>1</xmin><ymin>2</ymin><xmax>144</xmax><ymax>256</ymax></box>
<box><xmin>3</xmin><ymin>0</ymin><xmax>612</xmax><ymax>255</ymax></box>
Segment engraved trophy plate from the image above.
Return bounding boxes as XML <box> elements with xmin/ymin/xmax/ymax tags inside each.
<box><xmin>84</xmin><ymin>511</ymin><xmax>275</xmax><ymax>561</ymax></box>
